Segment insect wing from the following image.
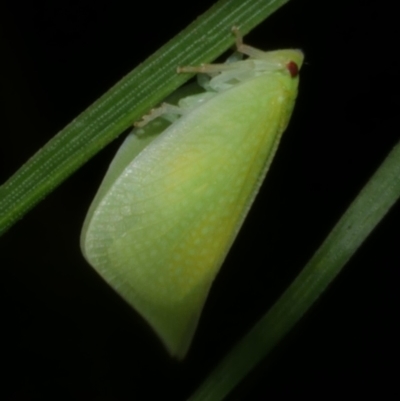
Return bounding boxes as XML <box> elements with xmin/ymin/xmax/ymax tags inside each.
<box><xmin>81</xmin><ymin>69</ymin><xmax>299</xmax><ymax>358</ymax></box>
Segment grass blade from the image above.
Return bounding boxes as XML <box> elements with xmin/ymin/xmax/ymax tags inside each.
<box><xmin>0</xmin><ymin>0</ymin><xmax>290</xmax><ymax>235</ymax></box>
<box><xmin>188</xmin><ymin>140</ymin><xmax>400</xmax><ymax>400</ymax></box>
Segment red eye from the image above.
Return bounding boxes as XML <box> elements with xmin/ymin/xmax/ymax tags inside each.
<box><xmin>286</xmin><ymin>61</ymin><xmax>299</xmax><ymax>78</ymax></box>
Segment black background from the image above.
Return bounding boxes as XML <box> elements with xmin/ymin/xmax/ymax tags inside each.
<box><xmin>1</xmin><ymin>1</ymin><xmax>399</xmax><ymax>400</ymax></box>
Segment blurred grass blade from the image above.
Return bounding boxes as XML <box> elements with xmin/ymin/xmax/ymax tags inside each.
<box><xmin>0</xmin><ymin>0</ymin><xmax>290</xmax><ymax>236</ymax></box>
<box><xmin>188</xmin><ymin>140</ymin><xmax>400</xmax><ymax>401</ymax></box>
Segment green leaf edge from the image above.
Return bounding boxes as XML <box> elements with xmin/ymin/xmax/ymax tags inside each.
<box><xmin>0</xmin><ymin>0</ymin><xmax>290</xmax><ymax>235</ymax></box>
